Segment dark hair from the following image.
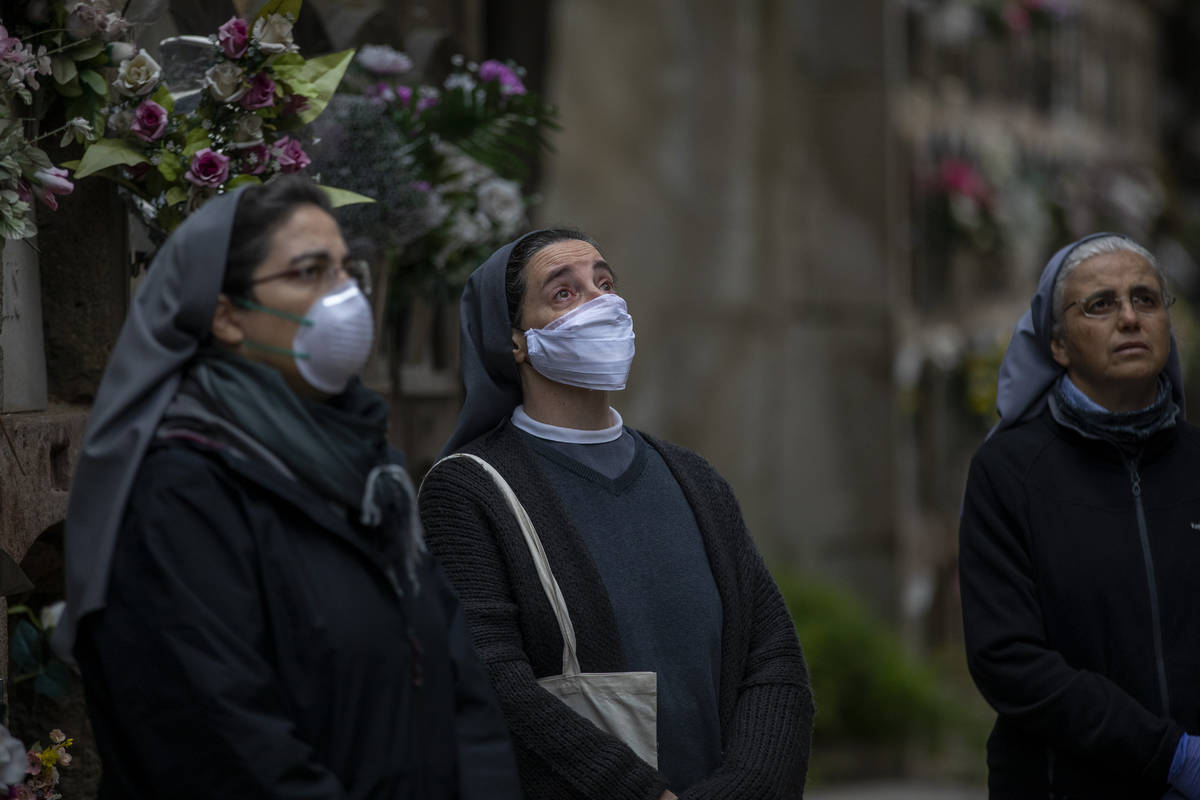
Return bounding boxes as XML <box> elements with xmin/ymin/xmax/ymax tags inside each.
<box><xmin>222</xmin><ymin>175</ymin><xmax>332</xmax><ymax>299</ymax></box>
<box><xmin>505</xmin><ymin>228</ymin><xmax>599</xmax><ymax>327</ymax></box>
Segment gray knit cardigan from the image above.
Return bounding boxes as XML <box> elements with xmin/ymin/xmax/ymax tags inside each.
<box><xmin>419</xmin><ymin>421</ymin><xmax>813</xmax><ymax>800</ymax></box>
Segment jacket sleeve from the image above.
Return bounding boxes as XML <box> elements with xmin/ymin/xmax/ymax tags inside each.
<box><xmin>419</xmin><ymin>459</ymin><xmax>670</xmax><ymax>800</ymax></box>
<box><xmin>76</xmin><ymin>449</ymin><xmax>349</xmax><ymax>799</ymax></box>
<box><xmin>677</xmin><ymin>476</ymin><xmax>814</xmax><ymax>800</ymax></box>
<box><xmin>958</xmin><ymin>452</ymin><xmax>1183</xmax><ymax>784</ymax></box>
<box><xmin>429</xmin><ymin>560</ymin><xmax>525</xmax><ymax>800</ymax></box>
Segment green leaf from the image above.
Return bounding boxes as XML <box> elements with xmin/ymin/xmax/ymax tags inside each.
<box><xmin>272</xmin><ymin>48</ymin><xmax>354</xmax><ymax>124</ymax></box>
<box><xmin>226</xmin><ymin>174</ymin><xmax>262</xmax><ymax>190</ymax></box>
<box><xmin>158</xmin><ymin>151</ymin><xmax>183</xmax><ymax>182</ymax></box>
<box><xmin>74</xmin><ymin>138</ymin><xmax>149</xmax><ymax>178</ymax></box>
<box><xmin>56</xmin><ymin>75</ymin><xmax>82</xmax><ymax>98</ymax></box>
<box><xmin>252</xmin><ymin>0</ymin><xmax>302</xmax><ymax>24</ymax></box>
<box><xmin>66</xmin><ymin>39</ymin><xmax>106</xmax><ymax>61</ymax></box>
<box><xmin>165</xmin><ymin>186</ymin><xmax>187</xmax><ymax>206</ymax></box>
<box><xmin>10</xmin><ymin>619</ymin><xmax>40</xmax><ymax>674</ymax></box>
<box><xmin>50</xmin><ymin>55</ymin><xmax>77</xmax><ymax>85</ymax></box>
<box><xmin>79</xmin><ymin>68</ymin><xmax>108</xmax><ymax>98</ymax></box>
<box><xmin>151</xmin><ymin>84</ymin><xmax>174</xmax><ymax>113</ymax></box>
<box><xmin>320</xmin><ymin>185</ymin><xmax>376</xmax><ymax>208</ymax></box>
<box><xmin>182</xmin><ymin>127</ymin><xmax>212</xmax><ymax>158</ymax></box>
<box><xmin>33</xmin><ymin>659</ymin><xmax>69</xmax><ymax>700</ymax></box>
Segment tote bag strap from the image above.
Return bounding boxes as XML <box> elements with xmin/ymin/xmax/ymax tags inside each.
<box><xmin>424</xmin><ymin>453</ymin><xmax>582</xmax><ymax>676</ymax></box>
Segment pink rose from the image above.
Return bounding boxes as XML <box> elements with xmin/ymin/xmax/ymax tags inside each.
<box><xmin>271</xmin><ymin>136</ymin><xmax>310</xmax><ymax>174</ymax></box>
<box><xmin>478</xmin><ymin>60</ymin><xmax>526</xmax><ymax>95</ymax></box>
<box><xmin>239</xmin><ymin>72</ymin><xmax>275</xmax><ymax>110</ymax></box>
<box><xmin>184</xmin><ymin>148</ymin><xmax>230</xmax><ymax>187</ymax></box>
<box><xmin>280</xmin><ymin>94</ymin><xmax>309</xmax><ymax>117</ymax></box>
<box><xmin>130</xmin><ymin>99</ymin><xmax>168</xmax><ymax>142</ymax></box>
<box><xmin>238</xmin><ymin>143</ymin><xmax>270</xmax><ymax>175</ymax></box>
<box><xmin>31</xmin><ymin>167</ymin><xmax>73</xmax><ymax>210</ymax></box>
<box><xmin>217</xmin><ymin>16</ymin><xmax>249</xmax><ymax>59</ymax></box>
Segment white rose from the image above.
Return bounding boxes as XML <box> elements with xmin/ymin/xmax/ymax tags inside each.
<box><xmin>253</xmin><ymin>14</ymin><xmax>296</xmax><ymax>54</ymax></box>
<box><xmin>231</xmin><ymin>114</ymin><xmax>263</xmax><ymax>148</ymax></box>
<box><xmin>435</xmin><ymin>142</ymin><xmax>492</xmax><ymax>193</ymax></box>
<box><xmin>106</xmin><ymin>108</ymin><xmax>134</xmax><ymax>135</ymax></box>
<box><xmin>0</xmin><ymin>724</ymin><xmax>25</xmax><ymax>786</ymax></box>
<box><xmin>476</xmin><ymin>177</ymin><xmax>524</xmax><ymax>237</ymax></box>
<box><xmin>203</xmin><ymin>61</ymin><xmax>246</xmax><ymax>103</ymax></box>
<box><xmin>114</xmin><ymin>51</ymin><xmax>162</xmax><ymax>97</ymax></box>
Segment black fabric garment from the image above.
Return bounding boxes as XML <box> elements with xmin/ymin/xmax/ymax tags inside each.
<box><xmin>959</xmin><ymin>407</ymin><xmax>1200</xmax><ymax>799</ymax></box>
<box><xmin>419</xmin><ymin>420</ymin><xmax>813</xmax><ymax>800</ymax></box>
<box><xmin>524</xmin><ymin>429</ymin><xmax>724</xmax><ymax>791</ymax></box>
<box><xmin>527</xmin><ymin>427</ymin><xmax>637</xmax><ymax>479</ymax></box>
<box><xmin>76</xmin><ymin>433</ymin><xmax>521</xmax><ymax>800</ymax></box>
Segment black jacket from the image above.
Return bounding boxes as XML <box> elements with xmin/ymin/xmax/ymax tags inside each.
<box><xmin>75</xmin><ymin>436</ymin><xmax>521</xmax><ymax>800</ymax></box>
<box><xmin>960</xmin><ymin>409</ymin><xmax>1200</xmax><ymax>799</ymax></box>
<box><xmin>419</xmin><ymin>421</ymin><xmax>813</xmax><ymax>800</ymax></box>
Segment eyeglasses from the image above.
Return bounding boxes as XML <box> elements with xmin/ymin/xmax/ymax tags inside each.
<box><xmin>1063</xmin><ymin>288</ymin><xmax>1174</xmax><ymax>319</ymax></box>
<box><xmin>249</xmin><ymin>258</ymin><xmax>372</xmax><ymax>297</ymax></box>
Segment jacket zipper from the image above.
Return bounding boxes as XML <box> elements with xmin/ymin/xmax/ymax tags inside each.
<box><xmin>1125</xmin><ymin>456</ymin><xmax>1171</xmax><ymax>715</ymax></box>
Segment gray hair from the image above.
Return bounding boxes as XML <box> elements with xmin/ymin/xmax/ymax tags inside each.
<box><xmin>1051</xmin><ymin>235</ymin><xmax>1166</xmax><ymax>340</ymax></box>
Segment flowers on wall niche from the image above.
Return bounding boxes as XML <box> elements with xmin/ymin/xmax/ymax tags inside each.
<box><xmin>72</xmin><ymin>0</ymin><xmax>366</xmax><ymax>237</ymax></box>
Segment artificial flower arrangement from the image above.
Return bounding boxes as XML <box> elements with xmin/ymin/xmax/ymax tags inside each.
<box><xmin>0</xmin><ymin>724</ymin><xmax>73</xmax><ymax>800</ymax></box>
<box><xmin>73</xmin><ymin>0</ymin><xmax>366</xmax><ymax>237</ymax></box>
<box><xmin>0</xmin><ymin>0</ymin><xmax>136</xmax><ymax>239</ymax></box>
<box><xmin>919</xmin><ymin>154</ymin><xmax>1002</xmax><ymax>254</ymax></box>
<box><xmin>344</xmin><ymin>45</ymin><xmax>558</xmax><ymax>293</ymax></box>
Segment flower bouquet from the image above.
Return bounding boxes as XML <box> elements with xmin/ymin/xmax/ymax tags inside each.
<box><xmin>0</xmin><ymin>725</ymin><xmax>73</xmax><ymax>800</ymax></box>
<box><xmin>0</xmin><ymin>0</ymin><xmax>133</xmax><ymax>239</ymax></box>
<box><xmin>341</xmin><ymin>47</ymin><xmax>557</xmax><ymax>292</ymax></box>
<box><xmin>72</xmin><ymin>0</ymin><xmax>367</xmax><ymax>237</ymax></box>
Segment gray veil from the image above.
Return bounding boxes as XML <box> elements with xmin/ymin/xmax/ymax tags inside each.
<box><xmin>54</xmin><ymin>187</ymin><xmax>248</xmax><ymax>661</ymax></box>
<box><xmin>440</xmin><ymin>231</ymin><xmax>541</xmax><ymax>456</ymax></box>
<box><xmin>990</xmin><ymin>231</ymin><xmax>1185</xmax><ymax>438</ymax></box>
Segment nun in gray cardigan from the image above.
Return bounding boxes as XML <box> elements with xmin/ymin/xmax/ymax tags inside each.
<box><xmin>419</xmin><ymin>228</ymin><xmax>814</xmax><ymax>800</ymax></box>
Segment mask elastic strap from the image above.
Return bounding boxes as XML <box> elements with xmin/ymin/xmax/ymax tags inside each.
<box><xmin>241</xmin><ymin>339</ymin><xmax>311</xmax><ymax>360</ymax></box>
<box><xmin>233</xmin><ymin>296</ymin><xmax>314</xmax><ymax>327</ymax></box>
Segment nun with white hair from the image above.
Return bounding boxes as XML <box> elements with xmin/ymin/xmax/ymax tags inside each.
<box><xmin>959</xmin><ymin>233</ymin><xmax>1200</xmax><ymax>799</ymax></box>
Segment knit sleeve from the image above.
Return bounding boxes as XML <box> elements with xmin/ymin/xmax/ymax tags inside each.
<box><xmin>959</xmin><ymin>450</ymin><xmax>1182</xmax><ymax>785</ymax></box>
<box><xmin>419</xmin><ymin>457</ymin><xmax>670</xmax><ymax>800</ymax></box>
<box><xmin>678</xmin><ymin>471</ymin><xmax>814</xmax><ymax>800</ymax></box>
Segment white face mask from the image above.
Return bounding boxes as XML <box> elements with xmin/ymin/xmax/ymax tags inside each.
<box><xmin>237</xmin><ymin>281</ymin><xmax>375</xmax><ymax>394</ymax></box>
<box><xmin>523</xmin><ymin>293</ymin><xmax>636</xmax><ymax>390</ymax></box>
<box><xmin>294</xmin><ymin>282</ymin><xmax>375</xmax><ymax>394</ymax></box>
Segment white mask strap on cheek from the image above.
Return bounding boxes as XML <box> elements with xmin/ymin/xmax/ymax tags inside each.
<box><xmin>523</xmin><ymin>294</ymin><xmax>636</xmax><ymax>391</ymax></box>
<box><xmin>293</xmin><ymin>282</ymin><xmax>375</xmax><ymax>394</ymax></box>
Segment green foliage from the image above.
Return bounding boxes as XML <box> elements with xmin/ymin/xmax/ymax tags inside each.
<box><xmin>776</xmin><ymin>576</ymin><xmax>949</xmax><ymax>747</ymax></box>
<box><xmin>7</xmin><ymin>604</ymin><xmax>70</xmax><ymax>701</ymax></box>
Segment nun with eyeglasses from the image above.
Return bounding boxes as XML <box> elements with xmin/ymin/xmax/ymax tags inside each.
<box><xmin>960</xmin><ymin>233</ymin><xmax>1200</xmax><ymax>799</ymax></box>
<box><xmin>55</xmin><ymin>176</ymin><xmax>520</xmax><ymax>800</ymax></box>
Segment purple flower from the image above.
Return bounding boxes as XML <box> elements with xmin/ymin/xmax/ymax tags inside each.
<box><xmin>364</xmin><ymin>81</ymin><xmax>395</xmax><ymax>104</ymax></box>
<box><xmin>15</xmin><ymin>179</ymin><xmax>30</xmax><ymax>204</ymax></box>
<box><xmin>280</xmin><ymin>94</ymin><xmax>310</xmax><ymax>117</ymax></box>
<box><xmin>478</xmin><ymin>60</ymin><xmax>526</xmax><ymax>95</ymax></box>
<box><xmin>412</xmin><ymin>181</ymin><xmax>431</xmax><ymax>193</ymax></box>
<box><xmin>130</xmin><ymin>100</ymin><xmax>168</xmax><ymax>142</ymax></box>
<box><xmin>415</xmin><ymin>89</ymin><xmax>439</xmax><ymax>112</ymax></box>
<box><xmin>238</xmin><ymin>143</ymin><xmax>270</xmax><ymax>175</ymax></box>
<box><xmin>395</xmin><ymin>85</ymin><xmax>413</xmax><ymax>108</ymax></box>
<box><xmin>239</xmin><ymin>71</ymin><xmax>276</xmax><ymax>110</ymax></box>
<box><xmin>218</xmin><ymin>16</ymin><xmax>249</xmax><ymax>59</ymax></box>
<box><xmin>185</xmin><ymin>148</ymin><xmax>230</xmax><ymax>187</ymax></box>
<box><xmin>31</xmin><ymin>167</ymin><xmax>73</xmax><ymax>210</ymax></box>
<box><xmin>272</xmin><ymin>136</ymin><xmax>311</xmax><ymax>174</ymax></box>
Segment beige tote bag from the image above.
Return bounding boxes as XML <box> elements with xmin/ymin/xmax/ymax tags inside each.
<box><xmin>430</xmin><ymin>453</ymin><xmax>659</xmax><ymax>767</ymax></box>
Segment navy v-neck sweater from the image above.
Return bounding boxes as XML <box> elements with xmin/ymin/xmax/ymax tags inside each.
<box><xmin>520</xmin><ymin>429</ymin><xmax>724</xmax><ymax>791</ymax></box>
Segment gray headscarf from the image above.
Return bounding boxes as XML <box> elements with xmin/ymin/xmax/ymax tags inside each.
<box><xmin>441</xmin><ymin>230</ymin><xmax>542</xmax><ymax>456</ymax></box>
<box><xmin>55</xmin><ymin>187</ymin><xmax>248</xmax><ymax>661</ymax></box>
<box><xmin>990</xmin><ymin>231</ymin><xmax>1185</xmax><ymax>437</ymax></box>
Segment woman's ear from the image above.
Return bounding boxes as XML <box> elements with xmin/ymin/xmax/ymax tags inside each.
<box><xmin>511</xmin><ymin>328</ymin><xmax>528</xmax><ymax>365</ymax></box>
<box><xmin>211</xmin><ymin>294</ymin><xmax>245</xmax><ymax>347</ymax></box>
